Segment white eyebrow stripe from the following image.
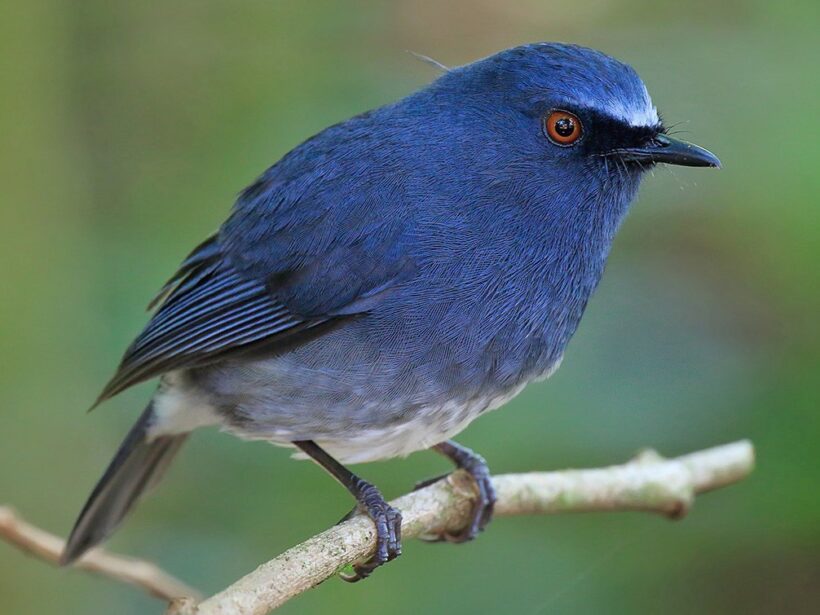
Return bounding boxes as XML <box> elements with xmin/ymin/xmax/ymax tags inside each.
<box><xmin>604</xmin><ymin>102</ymin><xmax>659</xmax><ymax>128</ymax></box>
<box><xmin>603</xmin><ymin>83</ymin><xmax>659</xmax><ymax>128</ymax></box>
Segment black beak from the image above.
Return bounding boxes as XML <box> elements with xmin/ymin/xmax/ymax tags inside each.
<box><xmin>615</xmin><ymin>134</ymin><xmax>721</xmax><ymax>168</ymax></box>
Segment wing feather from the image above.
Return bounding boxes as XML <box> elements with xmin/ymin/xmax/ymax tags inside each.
<box><xmin>95</xmin><ymin>237</ymin><xmax>322</xmax><ymax>405</ymax></box>
<box><xmin>96</xmin><ymin>105</ymin><xmax>420</xmax><ymax>406</ymax></box>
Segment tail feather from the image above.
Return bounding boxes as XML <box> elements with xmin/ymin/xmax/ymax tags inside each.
<box><xmin>61</xmin><ymin>403</ymin><xmax>187</xmax><ymax>565</ymax></box>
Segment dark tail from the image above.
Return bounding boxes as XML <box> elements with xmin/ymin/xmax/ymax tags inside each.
<box><xmin>61</xmin><ymin>403</ymin><xmax>187</xmax><ymax>565</ymax></box>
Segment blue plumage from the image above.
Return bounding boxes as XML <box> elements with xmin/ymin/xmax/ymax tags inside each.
<box><xmin>64</xmin><ymin>43</ymin><xmax>720</xmax><ymax>573</ymax></box>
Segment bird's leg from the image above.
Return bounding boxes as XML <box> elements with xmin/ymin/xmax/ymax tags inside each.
<box><xmin>417</xmin><ymin>440</ymin><xmax>496</xmax><ymax>543</ymax></box>
<box><xmin>293</xmin><ymin>440</ymin><xmax>402</xmax><ymax>582</ymax></box>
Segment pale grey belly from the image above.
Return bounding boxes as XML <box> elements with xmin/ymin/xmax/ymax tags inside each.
<box><xmin>153</xmin><ymin>363</ymin><xmax>559</xmax><ymax>464</ymax></box>
<box><xmin>232</xmin><ymin>384</ymin><xmax>527</xmax><ymax>463</ymax></box>
<box><xmin>151</xmin><ymin>315</ymin><xmax>562</xmax><ymax>463</ymax></box>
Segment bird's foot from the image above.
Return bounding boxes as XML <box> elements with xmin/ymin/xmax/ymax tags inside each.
<box><xmin>340</xmin><ymin>481</ymin><xmax>402</xmax><ymax>582</ymax></box>
<box><xmin>449</xmin><ymin>455</ymin><xmax>495</xmax><ymax>542</ymax></box>
<box><xmin>417</xmin><ymin>442</ymin><xmax>496</xmax><ymax>543</ymax></box>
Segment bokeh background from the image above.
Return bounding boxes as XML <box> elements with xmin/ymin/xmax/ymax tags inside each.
<box><xmin>1</xmin><ymin>1</ymin><xmax>818</xmax><ymax>613</ymax></box>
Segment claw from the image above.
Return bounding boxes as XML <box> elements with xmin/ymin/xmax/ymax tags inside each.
<box><xmin>449</xmin><ymin>465</ymin><xmax>495</xmax><ymax>542</ymax></box>
<box><xmin>340</xmin><ymin>484</ymin><xmax>402</xmax><ymax>582</ymax></box>
<box><xmin>413</xmin><ymin>472</ymin><xmax>448</xmax><ymax>492</ymax></box>
<box><xmin>418</xmin><ymin>441</ymin><xmax>496</xmax><ymax>543</ymax></box>
<box><xmin>340</xmin><ymin>499</ymin><xmax>402</xmax><ymax>582</ymax></box>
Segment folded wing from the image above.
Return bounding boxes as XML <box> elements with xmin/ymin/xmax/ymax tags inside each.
<box><xmin>97</xmin><ymin>110</ymin><xmax>420</xmax><ymax>405</ymax></box>
<box><xmin>95</xmin><ymin>235</ymin><xmax>325</xmax><ymax>404</ymax></box>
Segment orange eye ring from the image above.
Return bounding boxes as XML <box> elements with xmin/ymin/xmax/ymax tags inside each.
<box><xmin>544</xmin><ymin>110</ymin><xmax>583</xmax><ymax>146</ymax></box>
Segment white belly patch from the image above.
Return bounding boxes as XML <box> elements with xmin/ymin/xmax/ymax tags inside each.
<box><xmin>282</xmin><ymin>383</ymin><xmax>528</xmax><ymax>464</ymax></box>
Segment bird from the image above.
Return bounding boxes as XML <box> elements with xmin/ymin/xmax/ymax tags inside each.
<box><xmin>61</xmin><ymin>42</ymin><xmax>720</xmax><ymax>580</ymax></box>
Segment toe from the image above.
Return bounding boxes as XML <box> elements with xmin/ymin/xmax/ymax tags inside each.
<box><xmin>445</xmin><ymin>471</ymin><xmax>496</xmax><ymax>542</ymax></box>
<box><xmin>341</xmin><ymin>503</ymin><xmax>402</xmax><ymax>581</ymax></box>
<box><xmin>386</xmin><ymin>507</ymin><xmax>402</xmax><ymax>559</ymax></box>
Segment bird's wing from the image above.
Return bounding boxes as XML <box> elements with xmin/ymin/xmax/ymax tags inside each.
<box><xmin>94</xmin><ymin>234</ymin><xmax>330</xmax><ymax>404</ymax></box>
<box><xmin>97</xmin><ymin>188</ymin><xmax>416</xmax><ymax>405</ymax></box>
<box><xmin>216</xmin><ymin>138</ymin><xmax>418</xmax><ymax>320</ymax></box>
<box><xmin>96</xmin><ymin>112</ymin><xmax>420</xmax><ymax>405</ymax></box>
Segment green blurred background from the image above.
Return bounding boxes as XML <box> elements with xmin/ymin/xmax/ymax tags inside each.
<box><xmin>1</xmin><ymin>1</ymin><xmax>818</xmax><ymax>613</ymax></box>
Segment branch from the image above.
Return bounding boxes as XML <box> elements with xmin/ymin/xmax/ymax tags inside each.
<box><xmin>0</xmin><ymin>505</ymin><xmax>200</xmax><ymax>602</ymax></box>
<box><xmin>1</xmin><ymin>441</ymin><xmax>753</xmax><ymax>613</ymax></box>
<box><xmin>174</xmin><ymin>440</ymin><xmax>754</xmax><ymax>615</ymax></box>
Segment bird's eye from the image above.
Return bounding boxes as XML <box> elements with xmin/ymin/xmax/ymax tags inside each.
<box><xmin>544</xmin><ymin>110</ymin><xmax>583</xmax><ymax>146</ymax></box>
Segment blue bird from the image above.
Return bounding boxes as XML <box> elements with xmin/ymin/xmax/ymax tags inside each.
<box><xmin>61</xmin><ymin>42</ymin><xmax>720</xmax><ymax>578</ymax></box>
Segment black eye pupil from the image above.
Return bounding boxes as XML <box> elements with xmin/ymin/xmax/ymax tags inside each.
<box><xmin>554</xmin><ymin>118</ymin><xmax>575</xmax><ymax>137</ymax></box>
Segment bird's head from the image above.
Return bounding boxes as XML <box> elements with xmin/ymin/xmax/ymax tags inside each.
<box><xmin>421</xmin><ymin>42</ymin><xmax>719</xmax><ymax>228</ymax></box>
